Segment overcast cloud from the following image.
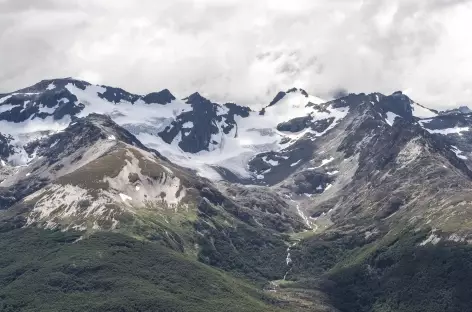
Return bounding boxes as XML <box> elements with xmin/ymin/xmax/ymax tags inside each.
<box><xmin>0</xmin><ymin>0</ymin><xmax>471</xmax><ymax>109</ymax></box>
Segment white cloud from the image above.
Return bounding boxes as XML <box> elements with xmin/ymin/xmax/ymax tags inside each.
<box><xmin>0</xmin><ymin>0</ymin><xmax>471</xmax><ymax>109</ymax></box>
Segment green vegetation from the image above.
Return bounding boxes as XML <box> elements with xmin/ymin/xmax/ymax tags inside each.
<box><xmin>3</xmin><ymin>207</ymin><xmax>472</xmax><ymax>312</ymax></box>
<box><xmin>196</xmin><ymin>217</ymin><xmax>289</xmax><ymax>282</ymax></box>
<box><xmin>288</xmin><ymin>231</ymin><xmax>368</xmax><ymax>279</ymax></box>
<box><xmin>284</xmin><ymin>228</ymin><xmax>472</xmax><ymax>312</ymax></box>
<box><xmin>124</xmin><ymin>207</ymin><xmax>199</xmax><ymax>254</ymax></box>
<box><xmin>323</xmin><ymin>230</ymin><xmax>472</xmax><ymax>312</ymax></box>
<box><xmin>0</xmin><ymin>228</ymin><xmax>283</xmax><ymax>312</ymax></box>
<box><xmin>119</xmin><ymin>193</ymin><xmax>290</xmax><ymax>283</ymax></box>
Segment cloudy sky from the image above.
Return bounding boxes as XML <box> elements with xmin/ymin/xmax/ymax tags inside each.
<box><xmin>0</xmin><ymin>0</ymin><xmax>471</xmax><ymax>109</ymax></box>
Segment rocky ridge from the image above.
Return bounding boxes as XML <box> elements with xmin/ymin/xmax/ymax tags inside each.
<box><xmin>3</xmin><ymin>78</ymin><xmax>472</xmax><ymax>311</ymax></box>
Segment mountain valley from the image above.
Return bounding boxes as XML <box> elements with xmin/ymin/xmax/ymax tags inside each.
<box><xmin>2</xmin><ymin>78</ymin><xmax>472</xmax><ymax>311</ymax></box>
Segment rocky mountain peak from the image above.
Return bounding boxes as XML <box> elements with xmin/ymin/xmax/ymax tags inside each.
<box><xmin>287</xmin><ymin>87</ymin><xmax>309</xmax><ymax>97</ymax></box>
<box><xmin>184</xmin><ymin>92</ymin><xmax>212</xmax><ymax>106</ymax></box>
<box><xmin>458</xmin><ymin>106</ymin><xmax>472</xmax><ymax>114</ymax></box>
<box><xmin>268</xmin><ymin>91</ymin><xmax>287</xmax><ymax>107</ymax></box>
<box><xmin>66</xmin><ymin>113</ymin><xmax>154</xmax><ymax>153</ymax></box>
<box><xmin>268</xmin><ymin>88</ymin><xmax>310</xmax><ymax>108</ymax></box>
<box><xmin>377</xmin><ymin>91</ymin><xmax>414</xmax><ymax>121</ymax></box>
<box><xmin>142</xmin><ymin>89</ymin><xmax>176</xmax><ymax>105</ymax></box>
<box><xmin>16</xmin><ymin>78</ymin><xmax>89</xmax><ymax>93</ymax></box>
<box><xmin>441</xmin><ymin>105</ymin><xmax>472</xmax><ymax>116</ymax></box>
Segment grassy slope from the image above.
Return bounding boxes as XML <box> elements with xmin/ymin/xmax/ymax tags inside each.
<box><xmin>0</xmin><ymin>228</ymin><xmax>284</xmax><ymax>312</ymax></box>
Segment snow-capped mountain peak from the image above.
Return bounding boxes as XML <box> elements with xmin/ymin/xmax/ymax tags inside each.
<box><xmin>0</xmin><ymin>79</ymin><xmax>350</xmax><ymax>182</ymax></box>
<box><xmin>266</xmin><ymin>87</ymin><xmax>325</xmax><ymax>109</ymax></box>
<box><xmin>2</xmin><ymin>78</ymin><xmax>459</xmax><ymax>187</ymax></box>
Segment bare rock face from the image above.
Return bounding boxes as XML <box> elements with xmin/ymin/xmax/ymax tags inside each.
<box><xmin>158</xmin><ymin>92</ymin><xmax>251</xmax><ymax>153</ymax></box>
<box><xmin>0</xmin><ymin>133</ymin><xmax>13</xmax><ymax>160</ymax></box>
<box><xmin>277</xmin><ymin>116</ymin><xmax>313</xmax><ymax>132</ymax></box>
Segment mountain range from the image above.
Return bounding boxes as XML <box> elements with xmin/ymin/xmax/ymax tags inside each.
<box><xmin>2</xmin><ymin>78</ymin><xmax>472</xmax><ymax>311</ymax></box>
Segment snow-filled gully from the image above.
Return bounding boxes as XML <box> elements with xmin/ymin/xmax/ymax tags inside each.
<box><xmin>279</xmin><ymin>200</ymin><xmax>319</xmax><ymax>281</ymax></box>
<box><xmin>283</xmin><ymin>243</ymin><xmax>296</xmax><ymax>280</ymax></box>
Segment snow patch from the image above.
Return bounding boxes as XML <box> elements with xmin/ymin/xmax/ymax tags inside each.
<box><xmin>419</xmin><ymin>120</ymin><xmax>470</xmax><ymax>135</ymax></box>
<box><xmin>411</xmin><ymin>103</ymin><xmax>437</xmax><ymax>118</ymax></box>
<box><xmin>385</xmin><ymin>112</ymin><xmax>400</xmax><ymax>126</ymax></box>
<box><xmin>50</xmin><ymin>140</ymin><xmax>59</xmax><ymax>148</ymax></box>
<box><xmin>262</xmin><ymin>156</ymin><xmax>279</xmax><ymax>166</ymax></box>
<box><xmin>285</xmin><ymin>249</ymin><xmax>292</xmax><ymax>265</ymax></box>
<box><xmin>0</xmin><ymin>95</ymin><xmax>12</xmax><ymax>104</ymax></box>
<box><xmin>308</xmin><ymin>157</ymin><xmax>335</xmax><ymax>170</ymax></box>
<box><xmin>420</xmin><ymin>232</ymin><xmax>441</xmax><ymax>246</ymax></box>
<box><xmin>428</xmin><ymin>127</ymin><xmax>469</xmax><ymax>135</ymax></box>
<box><xmin>0</xmin><ymin>114</ymin><xmax>71</xmax><ymax>144</ymax></box>
<box><xmin>38</xmin><ymin>103</ymin><xmax>56</xmax><ymax>114</ymax></box>
<box><xmin>448</xmin><ymin>233</ymin><xmax>466</xmax><ymax>243</ymax></box>
<box><xmin>182</xmin><ymin>121</ymin><xmax>194</xmax><ymax>129</ymax></box>
<box><xmin>451</xmin><ymin>145</ymin><xmax>467</xmax><ymax>160</ymax></box>
<box><xmin>0</xmin><ymin>103</ymin><xmax>16</xmax><ymax>113</ymax></box>
<box><xmin>119</xmin><ymin>193</ymin><xmax>132</xmax><ymax>202</ymax></box>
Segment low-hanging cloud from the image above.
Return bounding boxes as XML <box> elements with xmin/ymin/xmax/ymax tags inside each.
<box><xmin>0</xmin><ymin>0</ymin><xmax>471</xmax><ymax>109</ymax></box>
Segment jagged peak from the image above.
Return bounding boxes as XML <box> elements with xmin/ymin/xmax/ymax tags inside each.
<box><xmin>71</xmin><ymin>113</ymin><xmax>128</xmax><ymax>134</ymax></box>
<box><xmin>142</xmin><ymin>88</ymin><xmax>176</xmax><ymax>105</ymax></box>
<box><xmin>185</xmin><ymin>91</ymin><xmax>203</xmax><ymax>99</ymax></box>
<box><xmin>183</xmin><ymin>92</ymin><xmax>214</xmax><ymax>107</ymax></box>
<box><xmin>440</xmin><ymin>105</ymin><xmax>472</xmax><ymax>116</ymax></box>
<box><xmin>77</xmin><ymin>112</ymin><xmax>114</xmax><ymax>125</ymax></box>
<box><xmin>458</xmin><ymin>106</ymin><xmax>471</xmax><ymax>113</ymax></box>
<box><xmin>223</xmin><ymin>102</ymin><xmax>252</xmax><ymax>115</ymax></box>
<box><xmin>61</xmin><ymin>113</ymin><xmax>154</xmax><ymax>153</ymax></box>
<box><xmin>376</xmin><ymin>91</ymin><xmax>414</xmax><ymax>120</ymax></box>
<box><xmin>268</xmin><ymin>91</ymin><xmax>286</xmax><ymax>107</ymax></box>
<box><xmin>268</xmin><ymin>88</ymin><xmax>318</xmax><ymax>108</ymax></box>
<box><xmin>391</xmin><ymin>90</ymin><xmax>404</xmax><ymax>97</ymax></box>
<box><xmin>286</xmin><ymin>87</ymin><xmax>309</xmax><ymax>97</ymax></box>
<box><xmin>5</xmin><ymin>78</ymin><xmax>181</xmax><ymax>108</ymax></box>
<box><xmin>38</xmin><ymin>77</ymin><xmax>85</xmax><ymax>85</ymax></box>
<box><xmin>14</xmin><ymin>78</ymin><xmax>90</xmax><ymax>94</ymax></box>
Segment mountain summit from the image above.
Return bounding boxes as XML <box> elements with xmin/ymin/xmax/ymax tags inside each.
<box><xmin>2</xmin><ymin>79</ymin><xmax>472</xmax><ymax>311</ymax></box>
